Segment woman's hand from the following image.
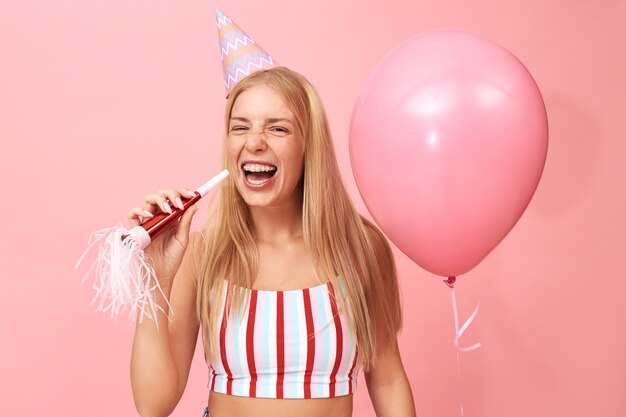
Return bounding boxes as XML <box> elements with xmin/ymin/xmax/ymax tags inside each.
<box><xmin>127</xmin><ymin>187</ymin><xmax>199</xmax><ymax>289</ymax></box>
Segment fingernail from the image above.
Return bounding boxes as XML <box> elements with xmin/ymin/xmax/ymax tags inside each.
<box><xmin>143</xmin><ymin>210</ymin><xmax>154</xmax><ymax>217</ymax></box>
<box><xmin>162</xmin><ymin>201</ymin><xmax>172</xmax><ymax>213</ymax></box>
<box><xmin>175</xmin><ymin>197</ymin><xmax>184</xmax><ymax>210</ymax></box>
<box><xmin>187</xmin><ymin>189</ymin><xmax>196</xmax><ymax>197</ymax></box>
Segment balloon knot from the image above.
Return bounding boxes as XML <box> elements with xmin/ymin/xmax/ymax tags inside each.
<box><xmin>444</xmin><ymin>276</ymin><xmax>456</xmax><ymax>288</ymax></box>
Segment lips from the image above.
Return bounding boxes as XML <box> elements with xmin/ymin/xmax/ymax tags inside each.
<box><xmin>241</xmin><ymin>161</ymin><xmax>277</xmax><ymax>186</ymax></box>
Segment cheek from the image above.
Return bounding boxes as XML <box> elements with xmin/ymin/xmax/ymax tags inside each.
<box><xmin>226</xmin><ymin>140</ymin><xmax>241</xmax><ymax>165</ymax></box>
<box><xmin>281</xmin><ymin>145</ymin><xmax>304</xmax><ymax>172</ymax></box>
<box><xmin>288</xmin><ymin>152</ymin><xmax>305</xmax><ymax>180</ymax></box>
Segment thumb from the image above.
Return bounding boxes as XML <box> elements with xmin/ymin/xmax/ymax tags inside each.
<box><xmin>175</xmin><ymin>205</ymin><xmax>198</xmax><ymax>243</ymax></box>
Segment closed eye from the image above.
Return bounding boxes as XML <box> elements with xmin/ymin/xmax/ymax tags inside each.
<box><xmin>230</xmin><ymin>125</ymin><xmax>248</xmax><ymax>132</ymax></box>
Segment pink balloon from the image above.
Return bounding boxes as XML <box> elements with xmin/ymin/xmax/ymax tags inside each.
<box><xmin>349</xmin><ymin>29</ymin><xmax>548</xmax><ymax>278</ymax></box>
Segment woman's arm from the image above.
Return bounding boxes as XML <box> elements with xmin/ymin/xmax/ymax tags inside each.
<box><xmin>363</xmin><ymin>221</ymin><xmax>417</xmax><ymax>417</ymax></box>
<box><xmin>130</xmin><ymin>231</ymin><xmax>202</xmax><ymax>417</ymax></box>
<box><xmin>365</xmin><ymin>336</ymin><xmax>416</xmax><ymax>417</ymax></box>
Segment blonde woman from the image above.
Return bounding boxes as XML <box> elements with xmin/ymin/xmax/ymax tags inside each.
<box><xmin>129</xmin><ymin>67</ymin><xmax>416</xmax><ymax>417</ymax></box>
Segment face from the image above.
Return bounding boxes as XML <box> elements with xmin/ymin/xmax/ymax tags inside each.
<box><xmin>227</xmin><ymin>84</ymin><xmax>305</xmax><ymax>209</ymax></box>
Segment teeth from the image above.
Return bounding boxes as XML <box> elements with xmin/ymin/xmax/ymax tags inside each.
<box><xmin>248</xmin><ymin>177</ymin><xmax>271</xmax><ymax>185</ymax></box>
<box><xmin>243</xmin><ymin>163</ymin><xmax>277</xmax><ymax>173</ymax></box>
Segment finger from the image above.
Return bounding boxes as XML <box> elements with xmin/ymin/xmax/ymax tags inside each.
<box><xmin>127</xmin><ymin>207</ymin><xmax>154</xmax><ymax>227</ymax></box>
<box><xmin>143</xmin><ymin>194</ymin><xmax>164</xmax><ymax>211</ymax></box>
<box><xmin>146</xmin><ymin>193</ymin><xmax>173</xmax><ymax>214</ymax></box>
<box><xmin>141</xmin><ymin>208</ymin><xmax>155</xmax><ymax>218</ymax></box>
<box><xmin>175</xmin><ymin>205</ymin><xmax>198</xmax><ymax>244</ymax></box>
<box><xmin>180</xmin><ymin>187</ymin><xmax>197</xmax><ymax>199</ymax></box>
<box><xmin>163</xmin><ymin>190</ymin><xmax>184</xmax><ymax>210</ymax></box>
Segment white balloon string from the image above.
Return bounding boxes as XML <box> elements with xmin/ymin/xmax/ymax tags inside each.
<box><xmin>449</xmin><ymin>284</ymin><xmax>481</xmax><ymax>417</ymax></box>
<box><xmin>455</xmin><ymin>347</ymin><xmax>464</xmax><ymax>417</ymax></box>
<box><xmin>450</xmin><ymin>288</ymin><xmax>481</xmax><ymax>352</ymax></box>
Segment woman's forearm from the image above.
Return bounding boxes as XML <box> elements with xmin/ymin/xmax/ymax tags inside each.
<box><xmin>367</xmin><ymin>371</ymin><xmax>417</xmax><ymax>417</ymax></box>
<box><xmin>130</xmin><ymin>279</ymin><xmax>182</xmax><ymax>417</ymax></box>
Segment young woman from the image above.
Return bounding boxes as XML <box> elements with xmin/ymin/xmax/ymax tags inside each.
<box><xmin>129</xmin><ymin>67</ymin><xmax>416</xmax><ymax>417</ymax></box>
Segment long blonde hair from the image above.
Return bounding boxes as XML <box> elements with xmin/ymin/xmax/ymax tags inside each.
<box><xmin>195</xmin><ymin>67</ymin><xmax>402</xmax><ymax>371</ymax></box>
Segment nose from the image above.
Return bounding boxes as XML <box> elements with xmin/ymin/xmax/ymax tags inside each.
<box><xmin>245</xmin><ymin>131</ymin><xmax>268</xmax><ymax>152</ymax></box>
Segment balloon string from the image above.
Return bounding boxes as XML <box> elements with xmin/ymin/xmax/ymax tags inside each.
<box><xmin>455</xmin><ymin>346</ymin><xmax>464</xmax><ymax>417</ymax></box>
<box><xmin>445</xmin><ymin>277</ymin><xmax>481</xmax><ymax>417</ymax></box>
<box><xmin>444</xmin><ymin>277</ymin><xmax>481</xmax><ymax>351</ymax></box>
<box><xmin>450</xmin><ymin>287</ymin><xmax>481</xmax><ymax>352</ymax></box>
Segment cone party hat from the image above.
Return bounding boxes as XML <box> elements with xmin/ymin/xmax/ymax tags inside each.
<box><xmin>216</xmin><ymin>9</ymin><xmax>277</xmax><ymax>96</ymax></box>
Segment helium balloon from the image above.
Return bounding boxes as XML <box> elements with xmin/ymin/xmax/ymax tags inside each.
<box><xmin>349</xmin><ymin>29</ymin><xmax>548</xmax><ymax>278</ymax></box>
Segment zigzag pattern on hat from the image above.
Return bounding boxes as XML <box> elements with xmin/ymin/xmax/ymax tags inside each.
<box><xmin>215</xmin><ymin>10</ymin><xmax>232</xmax><ymax>28</ymax></box>
<box><xmin>219</xmin><ymin>34</ymin><xmax>255</xmax><ymax>59</ymax></box>
<box><xmin>216</xmin><ymin>9</ymin><xmax>277</xmax><ymax>96</ymax></box>
<box><xmin>225</xmin><ymin>58</ymin><xmax>276</xmax><ymax>92</ymax></box>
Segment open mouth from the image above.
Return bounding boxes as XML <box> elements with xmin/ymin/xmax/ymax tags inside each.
<box><xmin>242</xmin><ymin>162</ymin><xmax>277</xmax><ymax>185</ymax></box>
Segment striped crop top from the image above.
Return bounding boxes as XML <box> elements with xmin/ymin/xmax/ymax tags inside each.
<box><xmin>206</xmin><ymin>279</ymin><xmax>360</xmax><ymax>399</ymax></box>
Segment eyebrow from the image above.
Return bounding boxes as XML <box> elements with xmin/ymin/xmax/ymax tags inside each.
<box><xmin>230</xmin><ymin>116</ymin><xmax>294</xmax><ymax>125</ymax></box>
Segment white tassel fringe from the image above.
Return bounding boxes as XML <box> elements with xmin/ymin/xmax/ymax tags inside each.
<box><xmin>75</xmin><ymin>223</ymin><xmax>171</xmax><ymax>327</ymax></box>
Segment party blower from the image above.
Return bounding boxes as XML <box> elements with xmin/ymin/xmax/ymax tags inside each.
<box><xmin>76</xmin><ymin>169</ymin><xmax>229</xmax><ymax>325</ymax></box>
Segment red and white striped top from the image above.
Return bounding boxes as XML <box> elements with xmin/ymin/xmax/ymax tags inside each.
<box><xmin>206</xmin><ymin>279</ymin><xmax>359</xmax><ymax>398</ymax></box>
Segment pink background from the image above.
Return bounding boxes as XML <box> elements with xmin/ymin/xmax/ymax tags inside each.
<box><xmin>1</xmin><ymin>0</ymin><xmax>624</xmax><ymax>416</ymax></box>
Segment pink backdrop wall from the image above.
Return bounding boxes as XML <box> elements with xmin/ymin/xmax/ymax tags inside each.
<box><xmin>1</xmin><ymin>0</ymin><xmax>624</xmax><ymax>416</ymax></box>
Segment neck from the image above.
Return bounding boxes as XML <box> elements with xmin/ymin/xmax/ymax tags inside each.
<box><xmin>249</xmin><ymin>196</ymin><xmax>304</xmax><ymax>244</ymax></box>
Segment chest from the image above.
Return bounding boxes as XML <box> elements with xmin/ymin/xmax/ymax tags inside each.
<box><xmin>208</xmin><ymin>281</ymin><xmax>360</xmax><ymax>398</ymax></box>
<box><xmin>253</xmin><ymin>239</ymin><xmax>319</xmax><ymax>290</ymax></box>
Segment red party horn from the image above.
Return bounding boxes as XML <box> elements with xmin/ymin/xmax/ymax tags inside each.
<box><xmin>125</xmin><ymin>169</ymin><xmax>229</xmax><ymax>249</ymax></box>
<box><xmin>76</xmin><ymin>169</ymin><xmax>229</xmax><ymax>324</ymax></box>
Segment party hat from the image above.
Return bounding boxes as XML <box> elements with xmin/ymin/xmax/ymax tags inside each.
<box><xmin>216</xmin><ymin>9</ymin><xmax>277</xmax><ymax>96</ymax></box>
